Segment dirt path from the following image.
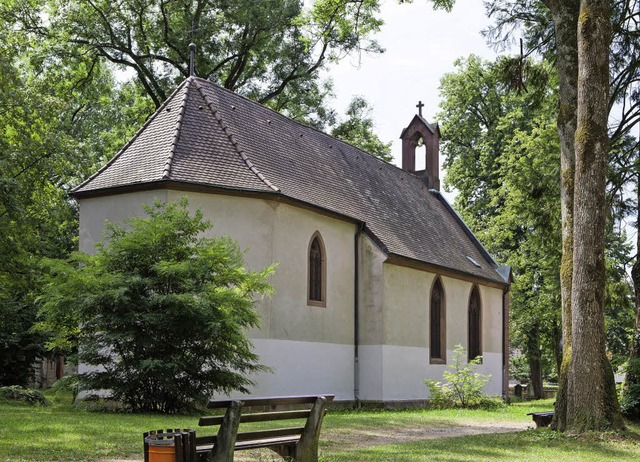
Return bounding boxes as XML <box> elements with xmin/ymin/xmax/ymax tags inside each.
<box><xmin>322</xmin><ymin>419</ymin><xmax>531</xmax><ymax>451</ymax></box>
<box><xmin>106</xmin><ymin>420</ymin><xmax>532</xmax><ymax>461</ymax></box>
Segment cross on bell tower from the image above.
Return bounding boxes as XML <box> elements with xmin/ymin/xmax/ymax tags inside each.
<box><xmin>416</xmin><ymin>101</ymin><xmax>424</xmax><ymax>117</ymax></box>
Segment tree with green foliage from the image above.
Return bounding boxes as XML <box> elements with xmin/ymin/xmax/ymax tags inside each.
<box><xmin>16</xmin><ymin>0</ymin><xmax>384</xmax><ymax>129</ymax></box>
<box><xmin>439</xmin><ymin>53</ymin><xmax>635</xmax><ymax>402</ymax></box>
<box><xmin>331</xmin><ymin>96</ymin><xmax>392</xmax><ymax>162</ymax></box>
<box><xmin>0</xmin><ymin>0</ymin><xmax>388</xmax><ymax>388</ymax></box>
<box><xmin>480</xmin><ymin>0</ymin><xmax>640</xmax><ymax>426</ymax></box>
<box><xmin>428</xmin><ymin>0</ymin><xmax>629</xmax><ymax>431</ymax></box>
<box><xmin>38</xmin><ymin>199</ymin><xmax>274</xmax><ymax>413</ymax></box>
<box><xmin>0</xmin><ymin>1</ymin><xmax>154</xmax><ymax>385</ymax></box>
<box><xmin>439</xmin><ymin>55</ymin><xmax>560</xmax><ymax>399</ymax></box>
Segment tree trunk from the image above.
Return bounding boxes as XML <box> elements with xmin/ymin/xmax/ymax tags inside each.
<box><xmin>543</xmin><ymin>0</ymin><xmax>579</xmax><ymax>431</ymax></box>
<box><xmin>566</xmin><ymin>0</ymin><xmax>624</xmax><ymax>432</ymax></box>
<box><xmin>526</xmin><ymin>327</ymin><xmax>545</xmax><ymax>399</ymax></box>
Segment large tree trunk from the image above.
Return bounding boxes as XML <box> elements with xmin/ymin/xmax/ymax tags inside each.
<box><xmin>543</xmin><ymin>0</ymin><xmax>579</xmax><ymax>432</ymax></box>
<box><xmin>566</xmin><ymin>0</ymin><xmax>624</xmax><ymax>432</ymax></box>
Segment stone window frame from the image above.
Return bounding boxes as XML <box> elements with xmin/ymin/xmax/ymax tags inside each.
<box><xmin>429</xmin><ymin>276</ymin><xmax>446</xmax><ymax>364</ymax></box>
<box><xmin>307</xmin><ymin>231</ymin><xmax>326</xmax><ymax>307</ymax></box>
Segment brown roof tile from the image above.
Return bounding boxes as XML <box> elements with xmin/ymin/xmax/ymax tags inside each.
<box><xmin>72</xmin><ymin>77</ymin><xmax>506</xmax><ymax>285</ymax></box>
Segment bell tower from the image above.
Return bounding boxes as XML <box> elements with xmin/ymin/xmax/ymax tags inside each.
<box><xmin>399</xmin><ymin>101</ymin><xmax>440</xmax><ymax>191</ymax></box>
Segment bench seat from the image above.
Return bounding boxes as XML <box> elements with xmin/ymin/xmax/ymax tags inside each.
<box><xmin>527</xmin><ymin>411</ymin><xmax>554</xmax><ymax>428</ymax></box>
<box><xmin>195</xmin><ymin>394</ymin><xmax>334</xmax><ymax>462</ymax></box>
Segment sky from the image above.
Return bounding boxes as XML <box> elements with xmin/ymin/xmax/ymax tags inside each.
<box><xmin>326</xmin><ymin>0</ymin><xmax>501</xmax><ymax>173</ymax></box>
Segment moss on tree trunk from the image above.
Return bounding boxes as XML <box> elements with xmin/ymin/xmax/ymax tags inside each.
<box><xmin>542</xmin><ymin>0</ymin><xmax>579</xmax><ymax>431</ymax></box>
<box><xmin>565</xmin><ymin>0</ymin><xmax>624</xmax><ymax>432</ymax></box>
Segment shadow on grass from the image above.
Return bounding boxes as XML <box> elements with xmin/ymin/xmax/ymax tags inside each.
<box><xmin>321</xmin><ymin>428</ymin><xmax>640</xmax><ymax>462</ymax></box>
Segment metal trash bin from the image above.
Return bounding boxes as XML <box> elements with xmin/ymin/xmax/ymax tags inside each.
<box><xmin>144</xmin><ymin>429</ymin><xmax>196</xmax><ymax>462</ymax></box>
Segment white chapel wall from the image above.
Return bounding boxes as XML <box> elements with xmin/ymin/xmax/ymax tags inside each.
<box><xmin>77</xmin><ymin>189</ymin><xmax>505</xmax><ymax>402</ymax></box>
<box><xmin>364</xmin><ymin>264</ymin><xmax>505</xmax><ymax>402</ymax></box>
<box><xmin>78</xmin><ymin>190</ymin><xmax>168</xmax><ymax>254</ymax></box>
<box><xmin>357</xmin><ymin>234</ymin><xmax>386</xmax><ymax>401</ymax></box>
<box><xmin>171</xmin><ymin>190</ymin><xmax>356</xmax><ymax>399</ymax></box>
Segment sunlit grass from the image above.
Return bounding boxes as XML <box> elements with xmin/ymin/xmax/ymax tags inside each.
<box><xmin>1</xmin><ymin>395</ymin><xmax>639</xmax><ymax>461</ymax></box>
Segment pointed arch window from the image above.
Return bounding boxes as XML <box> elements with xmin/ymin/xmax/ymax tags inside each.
<box><xmin>430</xmin><ymin>277</ymin><xmax>446</xmax><ymax>363</ymax></box>
<box><xmin>308</xmin><ymin>232</ymin><xmax>326</xmax><ymax>307</ymax></box>
<box><xmin>468</xmin><ymin>285</ymin><xmax>482</xmax><ymax>361</ymax></box>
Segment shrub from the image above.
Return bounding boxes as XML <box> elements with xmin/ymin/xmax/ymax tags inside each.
<box><xmin>425</xmin><ymin>344</ymin><xmax>495</xmax><ymax>408</ymax></box>
<box><xmin>50</xmin><ymin>375</ymin><xmax>80</xmax><ymax>404</ymax></box>
<box><xmin>0</xmin><ymin>386</ymin><xmax>49</xmax><ymax>406</ymax></box>
<box><xmin>38</xmin><ymin>199</ymin><xmax>274</xmax><ymax>413</ymax></box>
<box><xmin>509</xmin><ymin>351</ymin><xmax>530</xmax><ymax>382</ymax></box>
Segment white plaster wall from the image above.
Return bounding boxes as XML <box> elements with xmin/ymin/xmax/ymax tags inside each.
<box><xmin>479</xmin><ymin>285</ymin><xmax>505</xmax><ymax>355</ymax></box>
<box><xmin>360</xmin><ymin>265</ymin><xmax>505</xmax><ymax>402</ymax></box>
<box><xmin>357</xmin><ymin>236</ymin><xmax>387</xmax><ymax>401</ymax></box>
<box><xmin>224</xmin><ymin>339</ymin><xmax>354</xmax><ymax>400</ymax></box>
<box><xmin>382</xmin><ymin>264</ymin><xmax>433</xmax><ymax>347</ymax></box>
<box><xmin>77</xmin><ymin>189</ymin><xmax>506</xmax><ymax>402</ymax></box>
<box><xmin>440</xmin><ymin>276</ymin><xmax>473</xmax><ymax>349</ymax></box>
<box><xmin>358</xmin><ymin>235</ymin><xmax>386</xmax><ymax>345</ymax></box>
<box><xmin>78</xmin><ymin>190</ymin><xmax>168</xmax><ymax>254</ymax></box>
<box><xmin>167</xmin><ymin>190</ymin><xmax>356</xmax><ymax>346</ymax></box>
<box><xmin>358</xmin><ymin>344</ymin><xmax>383</xmax><ymax>401</ymax></box>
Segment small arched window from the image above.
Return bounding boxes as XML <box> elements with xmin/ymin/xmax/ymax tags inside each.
<box><xmin>468</xmin><ymin>285</ymin><xmax>482</xmax><ymax>361</ymax></box>
<box><xmin>308</xmin><ymin>232</ymin><xmax>326</xmax><ymax>307</ymax></box>
<box><xmin>430</xmin><ymin>277</ymin><xmax>446</xmax><ymax>363</ymax></box>
<box><xmin>413</xmin><ymin>135</ymin><xmax>426</xmax><ymax>171</ymax></box>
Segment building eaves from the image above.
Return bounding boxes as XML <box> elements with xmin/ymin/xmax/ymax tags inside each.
<box><xmin>430</xmin><ymin>189</ymin><xmax>499</xmax><ymax>269</ymax></box>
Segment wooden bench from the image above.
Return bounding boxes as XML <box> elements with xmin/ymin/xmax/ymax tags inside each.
<box><xmin>195</xmin><ymin>394</ymin><xmax>334</xmax><ymax>462</ymax></box>
<box><xmin>527</xmin><ymin>411</ymin><xmax>554</xmax><ymax>428</ymax></box>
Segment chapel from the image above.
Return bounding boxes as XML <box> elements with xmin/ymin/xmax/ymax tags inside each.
<box><xmin>71</xmin><ymin>76</ymin><xmax>511</xmax><ymax>404</ymax></box>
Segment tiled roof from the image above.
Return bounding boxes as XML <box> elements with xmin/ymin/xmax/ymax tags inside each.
<box><xmin>72</xmin><ymin>77</ymin><xmax>507</xmax><ymax>285</ymax></box>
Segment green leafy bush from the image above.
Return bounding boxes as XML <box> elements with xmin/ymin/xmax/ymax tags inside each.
<box><xmin>509</xmin><ymin>351</ymin><xmax>530</xmax><ymax>382</ymax></box>
<box><xmin>426</xmin><ymin>344</ymin><xmax>496</xmax><ymax>409</ymax></box>
<box><xmin>38</xmin><ymin>199</ymin><xmax>274</xmax><ymax>413</ymax></box>
<box><xmin>0</xmin><ymin>386</ymin><xmax>49</xmax><ymax>406</ymax></box>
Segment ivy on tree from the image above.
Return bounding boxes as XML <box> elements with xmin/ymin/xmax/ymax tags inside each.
<box><xmin>38</xmin><ymin>199</ymin><xmax>274</xmax><ymax>413</ymax></box>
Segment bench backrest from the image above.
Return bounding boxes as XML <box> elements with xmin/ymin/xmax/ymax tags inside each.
<box><xmin>205</xmin><ymin>394</ymin><xmax>335</xmax><ymax>409</ymax></box>
<box><xmin>196</xmin><ymin>395</ymin><xmax>334</xmax><ymax>446</ymax></box>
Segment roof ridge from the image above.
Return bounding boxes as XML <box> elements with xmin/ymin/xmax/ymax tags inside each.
<box><xmin>162</xmin><ymin>78</ymin><xmax>191</xmax><ymax>179</ymax></box>
<box><xmin>71</xmin><ymin>78</ymin><xmax>191</xmax><ymax>193</ymax></box>
<box><xmin>192</xmin><ymin>78</ymin><xmax>279</xmax><ymax>192</ymax></box>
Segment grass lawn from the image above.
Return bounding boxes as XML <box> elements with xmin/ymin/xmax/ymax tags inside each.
<box><xmin>1</xmin><ymin>395</ymin><xmax>639</xmax><ymax>461</ymax></box>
